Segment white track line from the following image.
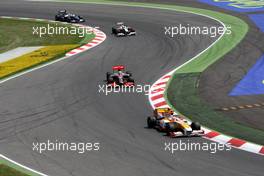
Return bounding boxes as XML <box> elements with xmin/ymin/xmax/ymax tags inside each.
<box><xmin>147</xmin><ymin>8</ymin><xmax>264</xmax><ymax>156</ymax></box>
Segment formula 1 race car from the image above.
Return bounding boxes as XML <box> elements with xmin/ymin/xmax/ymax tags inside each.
<box><xmin>106</xmin><ymin>65</ymin><xmax>135</xmax><ymax>87</ymax></box>
<box><xmin>55</xmin><ymin>10</ymin><xmax>85</xmax><ymax>23</ymax></box>
<box><xmin>112</xmin><ymin>22</ymin><xmax>136</xmax><ymax>37</ymax></box>
<box><xmin>147</xmin><ymin>108</ymin><xmax>204</xmax><ymax>137</ymax></box>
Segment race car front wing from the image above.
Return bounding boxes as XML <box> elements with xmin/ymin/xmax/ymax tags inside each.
<box><xmin>168</xmin><ymin>130</ymin><xmax>205</xmax><ymax>138</ymax></box>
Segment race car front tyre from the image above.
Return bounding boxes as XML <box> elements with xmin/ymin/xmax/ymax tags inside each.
<box><xmin>126</xmin><ymin>71</ymin><xmax>132</xmax><ymax>76</ymax></box>
<box><xmin>112</xmin><ymin>28</ymin><xmax>117</xmax><ymax>35</ymax></box>
<box><xmin>126</xmin><ymin>78</ymin><xmax>134</xmax><ymax>83</ymax></box>
<box><xmin>191</xmin><ymin>122</ymin><xmax>201</xmax><ymax>131</ymax></box>
<box><xmin>147</xmin><ymin>117</ymin><xmax>156</xmax><ymax>128</ymax></box>
<box><xmin>165</xmin><ymin>123</ymin><xmax>176</xmax><ymax>132</ymax></box>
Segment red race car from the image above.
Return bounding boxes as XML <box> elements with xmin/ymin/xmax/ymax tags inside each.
<box><xmin>106</xmin><ymin>65</ymin><xmax>135</xmax><ymax>87</ymax></box>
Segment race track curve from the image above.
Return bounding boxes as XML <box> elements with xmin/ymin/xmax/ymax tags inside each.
<box><xmin>0</xmin><ymin>0</ymin><xmax>263</xmax><ymax>176</ymax></box>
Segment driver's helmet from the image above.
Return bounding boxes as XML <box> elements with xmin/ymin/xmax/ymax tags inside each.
<box><xmin>162</xmin><ymin>112</ymin><xmax>170</xmax><ymax>118</ymax></box>
<box><xmin>119</xmin><ymin>24</ymin><xmax>126</xmax><ymax>28</ymax></box>
<box><xmin>118</xmin><ymin>70</ymin><xmax>123</xmax><ymax>75</ymax></box>
<box><xmin>59</xmin><ymin>10</ymin><xmax>67</xmax><ymax>14</ymax></box>
<box><xmin>162</xmin><ymin>110</ymin><xmax>174</xmax><ymax>119</ymax></box>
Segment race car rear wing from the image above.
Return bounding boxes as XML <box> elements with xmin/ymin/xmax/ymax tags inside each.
<box><xmin>112</xmin><ymin>65</ymin><xmax>125</xmax><ymax>71</ymax></box>
<box><xmin>155</xmin><ymin>108</ymin><xmax>172</xmax><ymax>113</ymax></box>
<box><xmin>117</xmin><ymin>22</ymin><xmax>124</xmax><ymax>25</ymax></box>
<box><xmin>154</xmin><ymin>108</ymin><xmax>173</xmax><ymax>117</ymax></box>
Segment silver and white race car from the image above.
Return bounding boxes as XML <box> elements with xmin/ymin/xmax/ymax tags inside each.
<box><xmin>112</xmin><ymin>22</ymin><xmax>136</xmax><ymax>37</ymax></box>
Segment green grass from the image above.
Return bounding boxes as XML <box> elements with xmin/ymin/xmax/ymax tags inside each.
<box><xmin>167</xmin><ymin>73</ymin><xmax>264</xmax><ymax>145</ymax></box>
<box><xmin>46</xmin><ymin>1</ymin><xmax>248</xmax><ymax>72</ymax></box>
<box><xmin>0</xmin><ymin>17</ymin><xmax>95</xmax><ymax>175</ymax></box>
<box><xmin>0</xmin><ymin>1</ymin><xmax>253</xmax><ymax>175</ymax></box>
<box><xmin>0</xmin><ymin>18</ymin><xmax>95</xmax><ymax>53</ymax></box>
<box><xmin>0</xmin><ymin>164</ymin><xmax>30</xmax><ymax>176</ymax></box>
<box><xmin>0</xmin><ymin>17</ymin><xmax>96</xmax><ymax>81</ymax></box>
<box><xmin>160</xmin><ymin>0</ymin><xmax>264</xmax><ymax>144</ymax></box>
<box><xmin>59</xmin><ymin>0</ymin><xmax>263</xmax><ymax>145</ymax></box>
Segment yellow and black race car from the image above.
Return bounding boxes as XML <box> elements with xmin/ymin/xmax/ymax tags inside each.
<box><xmin>147</xmin><ymin>108</ymin><xmax>204</xmax><ymax>137</ymax></box>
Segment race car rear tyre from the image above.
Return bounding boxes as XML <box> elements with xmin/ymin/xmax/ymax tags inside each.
<box><xmin>147</xmin><ymin>117</ymin><xmax>156</xmax><ymax>128</ymax></box>
<box><xmin>106</xmin><ymin>72</ymin><xmax>111</xmax><ymax>81</ymax></box>
<box><xmin>127</xmin><ymin>78</ymin><xmax>134</xmax><ymax>83</ymax></box>
<box><xmin>191</xmin><ymin>122</ymin><xmax>201</xmax><ymax>131</ymax></box>
<box><xmin>108</xmin><ymin>78</ymin><xmax>114</xmax><ymax>83</ymax></box>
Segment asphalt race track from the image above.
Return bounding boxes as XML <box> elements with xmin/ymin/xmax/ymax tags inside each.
<box><xmin>0</xmin><ymin>0</ymin><xmax>263</xmax><ymax>176</ymax></box>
